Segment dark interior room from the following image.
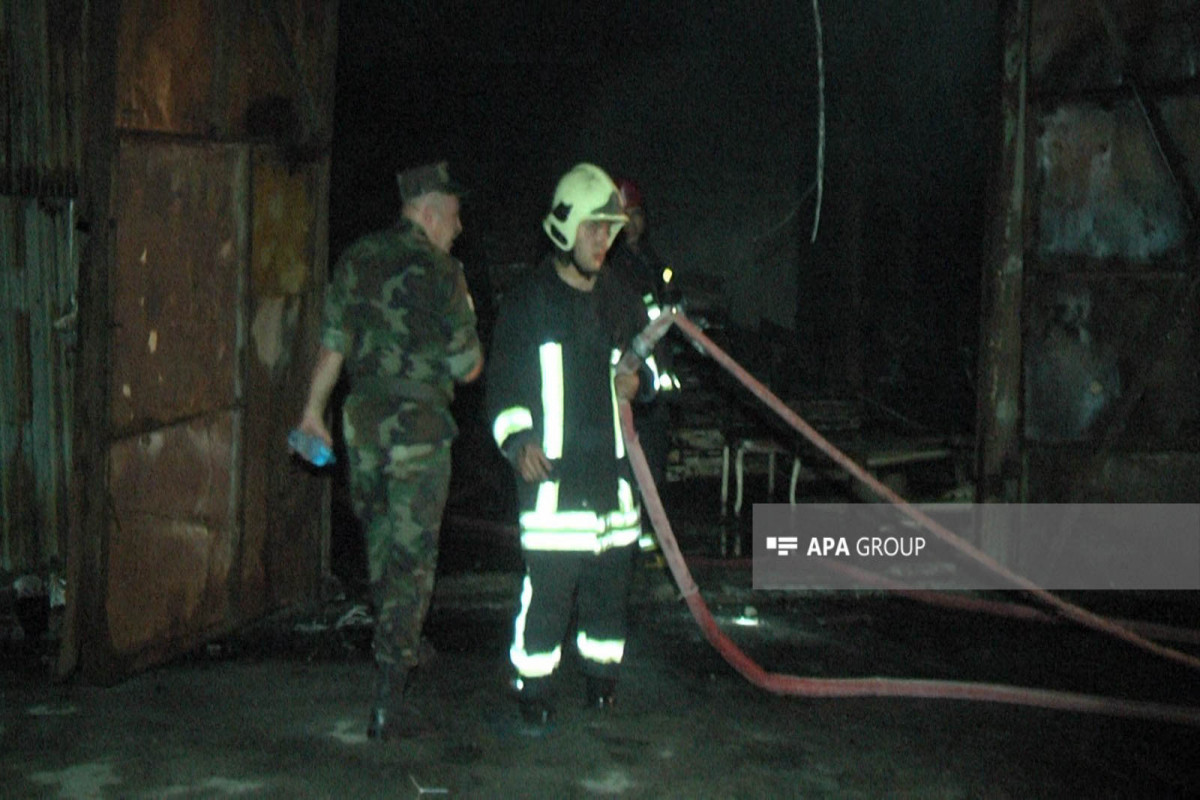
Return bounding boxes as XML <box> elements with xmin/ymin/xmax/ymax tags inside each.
<box><xmin>3</xmin><ymin>1</ymin><xmax>1199</xmax><ymax>797</ymax></box>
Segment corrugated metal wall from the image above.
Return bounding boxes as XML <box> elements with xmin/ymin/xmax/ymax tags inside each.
<box><xmin>1</xmin><ymin>0</ymin><xmax>84</xmax><ymax>198</ymax></box>
<box><xmin>0</xmin><ymin>199</ymin><xmax>78</xmax><ymax>575</ymax></box>
<box><xmin>1</xmin><ymin>0</ymin><xmax>86</xmax><ymax>579</ymax></box>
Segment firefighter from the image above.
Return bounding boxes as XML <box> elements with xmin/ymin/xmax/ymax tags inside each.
<box><xmin>609</xmin><ymin>178</ymin><xmax>681</xmax><ymax>551</ymax></box>
<box><xmin>486</xmin><ymin>163</ymin><xmax>657</xmax><ymax>729</ymax></box>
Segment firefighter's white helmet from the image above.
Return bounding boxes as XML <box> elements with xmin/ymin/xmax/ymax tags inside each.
<box><xmin>542</xmin><ymin>163</ymin><xmax>628</xmax><ymax>250</ymax></box>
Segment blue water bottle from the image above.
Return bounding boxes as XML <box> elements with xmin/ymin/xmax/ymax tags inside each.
<box><xmin>288</xmin><ymin>428</ymin><xmax>335</xmax><ymax>467</ymax></box>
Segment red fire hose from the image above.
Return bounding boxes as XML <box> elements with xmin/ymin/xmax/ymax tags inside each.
<box><xmin>617</xmin><ymin>309</ymin><xmax>1200</xmax><ymax>726</ymax></box>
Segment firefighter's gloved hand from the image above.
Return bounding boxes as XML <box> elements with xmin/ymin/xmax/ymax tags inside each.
<box><xmin>614</xmin><ymin>371</ymin><xmax>640</xmax><ymax>402</ymax></box>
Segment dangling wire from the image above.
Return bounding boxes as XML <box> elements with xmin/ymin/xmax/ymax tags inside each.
<box><xmin>810</xmin><ymin>0</ymin><xmax>826</xmax><ymax>243</ymax></box>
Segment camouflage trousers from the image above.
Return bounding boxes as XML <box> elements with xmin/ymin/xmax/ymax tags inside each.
<box><xmin>346</xmin><ymin>435</ymin><xmax>452</xmax><ymax>670</ymax></box>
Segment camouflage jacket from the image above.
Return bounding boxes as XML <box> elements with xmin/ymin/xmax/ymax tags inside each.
<box><xmin>322</xmin><ymin>219</ymin><xmax>481</xmax><ymax>444</ymax></box>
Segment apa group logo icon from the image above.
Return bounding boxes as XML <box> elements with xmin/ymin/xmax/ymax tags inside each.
<box><xmin>765</xmin><ymin>536</ymin><xmax>799</xmax><ymax>556</ymax></box>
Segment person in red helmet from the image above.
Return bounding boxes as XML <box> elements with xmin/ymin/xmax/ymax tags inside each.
<box><xmin>610</xmin><ymin>179</ymin><xmax>668</xmax><ymax>307</ymax></box>
<box><xmin>608</xmin><ymin>178</ymin><xmax>680</xmax><ymax>551</ymax></box>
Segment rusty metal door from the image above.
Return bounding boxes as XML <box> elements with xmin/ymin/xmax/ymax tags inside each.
<box><xmin>61</xmin><ymin>0</ymin><xmax>338</xmax><ymax>682</ymax></box>
<box><xmin>99</xmin><ymin>138</ymin><xmax>248</xmax><ymax>675</ymax></box>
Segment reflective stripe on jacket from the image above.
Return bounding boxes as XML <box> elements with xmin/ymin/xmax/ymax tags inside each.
<box><xmin>486</xmin><ymin>260</ymin><xmax>652</xmax><ymax>553</ymax></box>
<box><xmin>494</xmin><ymin>344</ymin><xmax>640</xmax><ymax>552</ymax></box>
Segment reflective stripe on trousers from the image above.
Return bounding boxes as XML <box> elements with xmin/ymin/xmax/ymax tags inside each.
<box><xmin>510</xmin><ymin>544</ymin><xmax>637</xmax><ymax>680</ymax></box>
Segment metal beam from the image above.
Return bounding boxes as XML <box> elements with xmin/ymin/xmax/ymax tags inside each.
<box><xmin>974</xmin><ymin>0</ymin><xmax>1031</xmax><ymax>563</ymax></box>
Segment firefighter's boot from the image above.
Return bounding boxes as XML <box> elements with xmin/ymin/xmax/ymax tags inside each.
<box><xmin>586</xmin><ymin>676</ymin><xmax>617</xmax><ymax>711</ymax></box>
<box><xmin>515</xmin><ymin>677</ymin><xmax>554</xmax><ymax>733</ymax></box>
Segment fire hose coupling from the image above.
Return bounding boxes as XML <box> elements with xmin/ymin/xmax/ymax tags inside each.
<box><xmin>617</xmin><ymin>309</ymin><xmax>677</xmax><ymax>375</ymax></box>
<box><xmin>631</xmin><ymin>333</ymin><xmax>653</xmax><ymax>361</ymax></box>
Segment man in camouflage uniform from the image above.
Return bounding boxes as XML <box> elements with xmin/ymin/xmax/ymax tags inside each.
<box><xmin>296</xmin><ymin>161</ymin><xmax>483</xmax><ymax>740</ymax></box>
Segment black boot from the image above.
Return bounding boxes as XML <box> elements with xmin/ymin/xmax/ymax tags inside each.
<box><xmin>367</xmin><ymin>664</ymin><xmax>406</xmax><ymax>740</ymax></box>
<box><xmin>519</xmin><ymin>697</ymin><xmax>554</xmax><ymax>727</ymax></box>
<box><xmin>586</xmin><ymin>676</ymin><xmax>616</xmax><ymax>711</ymax></box>
<box><xmin>515</xmin><ymin>677</ymin><xmax>554</xmax><ymax>733</ymax></box>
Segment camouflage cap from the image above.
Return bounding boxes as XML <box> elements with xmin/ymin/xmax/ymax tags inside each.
<box><xmin>396</xmin><ymin>161</ymin><xmax>467</xmax><ymax>203</ymax></box>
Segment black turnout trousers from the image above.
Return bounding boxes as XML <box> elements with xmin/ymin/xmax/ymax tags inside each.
<box><xmin>513</xmin><ymin>542</ymin><xmax>638</xmax><ymax>691</ymax></box>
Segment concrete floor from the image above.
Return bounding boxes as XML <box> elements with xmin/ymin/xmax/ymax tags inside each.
<box><xmin>5</xmin><ymin>557</ymin><xmax>1200</xmax><ymax>799</ymax></box>
<box><xmin>4</xmin><ymin>474</ymin><xmax>1200</xmax><ymax>799</ymax></box>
